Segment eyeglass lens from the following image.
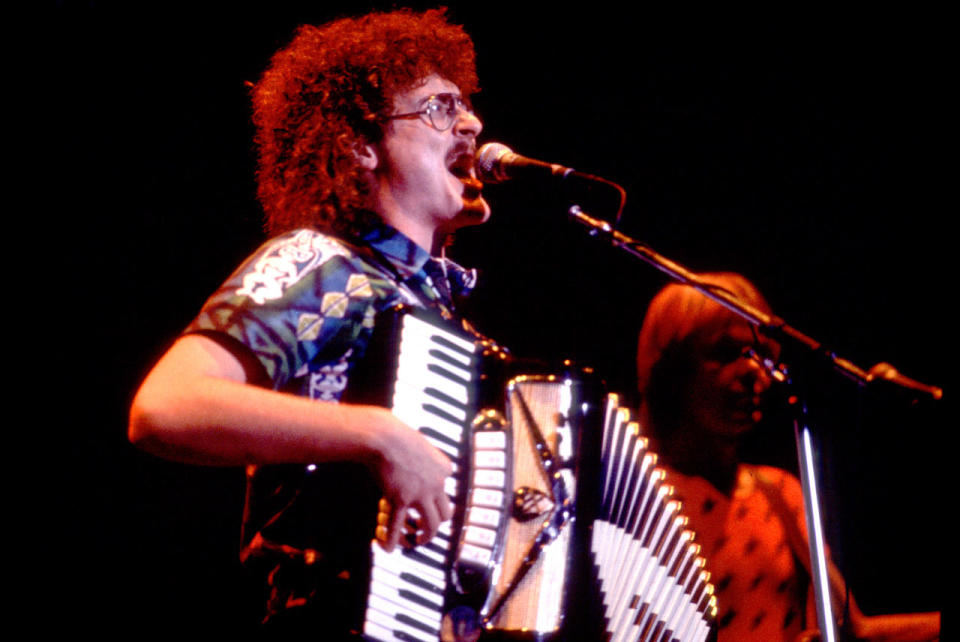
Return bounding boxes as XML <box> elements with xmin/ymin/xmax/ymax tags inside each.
<box><xmin>425</xmin><ymin>94</ymin><xmax>470</xmax><ymax>130</ymax></box>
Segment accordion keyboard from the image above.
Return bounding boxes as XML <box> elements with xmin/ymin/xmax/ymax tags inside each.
<box><xmin>363</xmin><ymin>313</ymin><xmax>482</xmax><ymax>642</ymax></box>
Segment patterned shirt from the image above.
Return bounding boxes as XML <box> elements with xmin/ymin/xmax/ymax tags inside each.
<box><xmin>188</xmin><ymin>223</ymin><xmax>476</xmax><ymax>399</ymax></box>
<box><xmin>185</xmin><ymin>223</ymin><xmax>477</xmax><ymax>628</ymax></box>
<box><xmin>664</xmin><ymin>464</ymin><xmax>813</xmax><ymax>642</ymax></box>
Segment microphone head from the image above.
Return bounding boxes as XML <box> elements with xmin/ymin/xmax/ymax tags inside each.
<box><xmin>475</xmin><ymin>142</ymin><xmax>513</xmax><ymax>184</ymax></box>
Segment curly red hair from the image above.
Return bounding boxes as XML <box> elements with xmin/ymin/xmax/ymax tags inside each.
<box><xmin>251</xmin><ymin>7</ymin><xmax>480</xmax><ymax>236</ymax></box>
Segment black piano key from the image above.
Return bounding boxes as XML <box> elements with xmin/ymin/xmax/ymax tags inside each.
<box><xmin>399</xmin><ymin>572</ymin><xmax>444</xmax><ymax>596</ymax></box>
<box><xmin>398</xmin><ymin>588</ymin><xmax>444</xmax><ymax>614</ymax></box>
<box><xmin>370</xmin><ymin>579</ymin><xmax>443</xmax><ymax>623</ymax></box>
<box><xmin>430</xmin><ymin>334</ymin><xmax>475</xmax><ymax>360</ymax></box>
<box><xmin>423</xmin><ymin>403</ymin><xmax>465</xmax><ymax>430</ymax></box>
<box><xmin>424</xmin><ymin>540</ymin><xmax>449</xmax><ymax>557</ymax></box>
<box><xmin>403</xmin><ymin>548</ymin><xmax>445</xmax><ymax>572</ymax></box>
<box><xmin>427</xmin><ymin>361</ymin><xmax>472</xmax><ymax>388</ymax></box>
<box><xmin>427</xmin><ymin>347</ymin><xmax>475</xmax><ymax>376</ymax></box>
<box><xmin>424</xmin><ymin>386</ymin><xmax>468</xmax><ymax>412</ymax></box>
<box><xmin>396</xmin><ymin>612</ymin><xmax>441</xmax><ymax>636</ymax></box>
<box><xmin>420</xmin><ymin>426</ymin><xmax>461</xmax><ymax>451</ymax></box>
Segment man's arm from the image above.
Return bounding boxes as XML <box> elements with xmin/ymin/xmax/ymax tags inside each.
<box><xmin>129</xmin><ymin>333</ymin><xmax>453</xmax><ymax>551</ymax></box>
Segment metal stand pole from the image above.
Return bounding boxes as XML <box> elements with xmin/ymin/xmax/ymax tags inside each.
<box><xmin>794</xmin><ymin>406</ymin><xmax>838</xmax><ymax>642</ymax></box>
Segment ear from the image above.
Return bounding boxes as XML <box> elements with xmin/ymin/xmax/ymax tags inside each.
<box><xmin>354</xmin><ymin>141</ymin><xmax>379</xmax><ymax>171</ymax></box>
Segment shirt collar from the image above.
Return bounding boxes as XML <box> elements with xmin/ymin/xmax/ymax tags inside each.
<box><xmin>360</xmin><ymin>222</ymin><xmax>431</xmax><ymax>280</ymax></box>
<box><xmin>360</xmin><ymin>223</ymin><xmax>478</xmax><ymax>299</ymax></box>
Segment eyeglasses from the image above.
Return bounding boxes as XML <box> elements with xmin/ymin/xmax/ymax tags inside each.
<box><xmin>384</xmin><ymin>93</ymin><xmax>474</xmax><ymax>131</ymax></box>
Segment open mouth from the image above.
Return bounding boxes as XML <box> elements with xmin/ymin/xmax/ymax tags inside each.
<box><xmin>447</xmin><ymin>151</ymin><xmax>474</xmax><ymax>178</ymax></box>
<box><xmin>448</xmin><ymin>152</ymin><xmax>484</xmax><ymax>197</ymax></box>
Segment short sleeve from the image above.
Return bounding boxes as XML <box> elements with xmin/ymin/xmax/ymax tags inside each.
<box><xmin>186</xmin><ymin>229</ymin><xmax>403</xmax><ymax>396</ymax></box>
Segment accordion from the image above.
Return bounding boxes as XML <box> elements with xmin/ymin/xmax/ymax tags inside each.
<box><xmin>358</xmin><ymin>308</ymin><xmax>716</xmax><ymax>642</ymax></box>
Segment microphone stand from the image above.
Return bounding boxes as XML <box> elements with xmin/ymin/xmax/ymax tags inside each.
<box><xmin>566</xmin><ymin>203</ymin><xmax>943</xmax><ymax>642</ymax></box>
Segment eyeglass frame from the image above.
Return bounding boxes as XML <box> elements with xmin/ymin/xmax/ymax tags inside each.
<box><xmin>382</xmin><ymin>93</ymin><xmax>475</xmax><ymax>132</ymax></box>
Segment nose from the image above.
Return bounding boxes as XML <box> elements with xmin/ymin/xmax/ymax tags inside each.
<box><xmin>453</xmin><ymin>108</ymin><xmax>482</xmax><ymax>138</ymax></box>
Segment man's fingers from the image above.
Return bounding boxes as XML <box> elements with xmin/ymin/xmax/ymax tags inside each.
<box><xmin>376</xmin><ymin>497</ymin><xmax>453</xmax><ymax>549</ymax></box>
<box><xmin>387</xmin><ymin>503</ymin><xmax>407</xmax><ymax>552</ymax></box>
<box><xmin>375</xmin><ymin>497</ymin><xmax>391</xmax><ymax>548</ymax></box>
<box><xmin>375</xmin><ymin>497</ymin><xmax>407</xmax><ymax>553</ymax></box>
<box><xmin>437</xmin><ymin>493</ymin><xmax>454</xmax><ymax>523</ymax></box>
<box><xmin>412</xmin><ymin>501</ymin><xmax>441</xmax><ymax>546</ymax></box>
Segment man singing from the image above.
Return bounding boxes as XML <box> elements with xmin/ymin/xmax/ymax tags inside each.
<box><xmin>129</xmin><ymin>8</ymin><xmax>490</xmax><ymax>635</ymax></box>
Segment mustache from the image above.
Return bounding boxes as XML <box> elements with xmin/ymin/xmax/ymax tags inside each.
<box><xmin>447</xmin><ymin>141</ymin><xmax>476</xmax><ymax>164</ymax></box>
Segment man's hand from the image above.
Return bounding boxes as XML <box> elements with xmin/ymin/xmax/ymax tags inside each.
<box><xmin>368</xmin><ymin>409</ymin><xmax>454</xmax><ymax>552</ymax></box>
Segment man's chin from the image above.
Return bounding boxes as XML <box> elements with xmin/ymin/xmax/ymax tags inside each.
<box><xmin>456</xmin><ymin>196</ymin><xmax>491</xmax><ymax>227</ymax></box>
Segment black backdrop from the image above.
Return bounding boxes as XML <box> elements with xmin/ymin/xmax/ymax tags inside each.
<box><xmin>53</xmin><ymin>2</ymin><xmax>947</xmax><ymax>634</ymax></box>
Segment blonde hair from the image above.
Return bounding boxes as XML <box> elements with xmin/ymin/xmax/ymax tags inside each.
<box><xmin>636</xmin><ymin>273</ymin><xmax>772</xmax><ymax>432</ymax></box>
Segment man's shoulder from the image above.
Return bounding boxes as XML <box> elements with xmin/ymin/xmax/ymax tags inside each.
<box><xmin>232</xmin><ymin>228</ymin><xmax>387</xmax><ymax>306</ymax></box>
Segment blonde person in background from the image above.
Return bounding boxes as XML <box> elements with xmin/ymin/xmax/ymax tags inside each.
<box><xmin>635</xmin><ymin>273</ymin><xmax>940</xmax><ymax>641</ymax></box>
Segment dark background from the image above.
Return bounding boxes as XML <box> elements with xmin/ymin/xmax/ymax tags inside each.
<box><xmin>52</xmin><ymin>1</ymin><xmax>947</xmax><ymax>635</ymax></box>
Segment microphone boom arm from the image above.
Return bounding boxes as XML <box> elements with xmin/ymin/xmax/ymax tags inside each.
<box><xmin>566</xmin><ymin>205</ymin><xmax>943</xmax><ymax>400</ymax></box>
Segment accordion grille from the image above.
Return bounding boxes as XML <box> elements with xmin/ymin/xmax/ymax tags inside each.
<box><xmin>484</xmin><ymin>377</ymin><xmax>580</xmax><ymax>633</ymax></box>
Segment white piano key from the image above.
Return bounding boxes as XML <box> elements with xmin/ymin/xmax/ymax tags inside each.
<box><xmin>369</xmin><ymin>577</ymin><xmax>443</xmax><ymax>625</ymax></box>
<box><xmin>400</xmin><ymin>332</ymin><xmax>475</xmax><ymax>370</ymax></box>
<box><xmin>424</xmin><ymin>434</ymin><xmax>460</xmax><ymax>460</ymax></box>
<box><xmin>362</xmin><ymin>619</ymin><xmax>396</xmax><ymax>642</ymax></box>
<box><xmin>400</xmin><ymin>339</ymin><xmax>476</xmax><ymax>378</ymax></box>
<box><xmin>402</xmin><ymin>315</ymin><xmax>477</xmax><ymax>356</ymax></box>
<box><xmin>416</xmin><ymin>542</ymin><xmax>447</xmax><ymax>565</ymax></box>
<box><xmin>398</xmin><ymin>335</ymin><xmax>474</xmax><ymax>378</ymax></box>
<box><xmin>392</xmin><ymin>390</ymin><xmax>463</xmax><ymax>443</ymax></box>
<box><xmin>444</xmin><ymin>477</ymin><xmax>459</xmax><ymax>498</ymax></box>
<box><xmin>372</xmin><ymin>544</ymin><xmax>445</xmax><ymax>584</ymax></box>
<box><xmin>371</xmin><ymin>565</ymin><xmax>444</xmax><ymax>607</ymax></box>
<box><xmin>365</xmin><ymin>594</ymin><xmax>438</xmax><ymax>642</ymax></box>
<box><xmin>396</xmin><ymin>357</ymin><xmax>472</xmax><ymax>405</ymax></box>
<box><xmin>394</xmin><ymin>380</ymin><xmax>468</xmax><ymax>428</ymax></box>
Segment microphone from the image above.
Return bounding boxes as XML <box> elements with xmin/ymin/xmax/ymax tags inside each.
<box><xmin>866</xmin><ymin>362</ymin><xmax>943</xmax><ymax>400</ymax></box>
<box><xmin>474</xmin><ymin>142</ymin><xmax>576</xmax><ymax>184</ymax></box>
